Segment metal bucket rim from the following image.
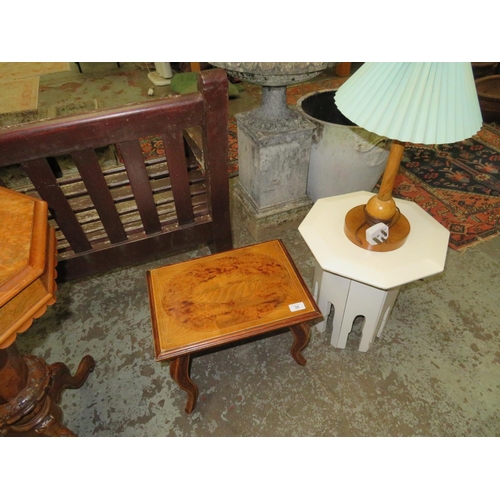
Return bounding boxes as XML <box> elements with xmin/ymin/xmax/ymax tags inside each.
<box><xmin>296</xmin><ymin>88</ymin><xmax>365</xmax><ymax>129</ymax></box>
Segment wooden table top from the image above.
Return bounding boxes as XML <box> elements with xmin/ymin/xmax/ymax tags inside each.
<box><xmin>0</xmin><ymin>186</ymin><xmax>48</xmax><ymax>306</ymax></box>
<box><xmin>147</xmin><ymin>239</ymin><xmax>321</xmax><ymax>360</ymax></box>
<box><xmin>0</xmin><ymin>187</ymin><xmax>55</xmax><ymax>349</ymax></box>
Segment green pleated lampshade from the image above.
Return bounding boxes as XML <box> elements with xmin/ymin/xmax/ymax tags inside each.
<box><xmin>334</xmin><ymin>62</ymin><xmax>483</xmax><ymax>145</ymax></box>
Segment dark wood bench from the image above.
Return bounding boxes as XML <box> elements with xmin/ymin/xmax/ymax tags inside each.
<box><xmin>0</xmin><ymin>69</ymin><xmax>233</xmax><ymax>281</ymax></box>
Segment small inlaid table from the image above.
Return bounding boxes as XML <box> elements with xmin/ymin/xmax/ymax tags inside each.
<box><xmin>0</xmin><ymin>187</ymin><xmax>95</xmax><ymax>437</ymax></box>
<box><xmin>147</xmin><ymin>239</ymin><xmax>322</xmax><ymax>414</ymax></box>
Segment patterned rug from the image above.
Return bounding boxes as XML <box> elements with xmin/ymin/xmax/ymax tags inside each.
<box><xmin>0</xmin><ymin>62</ymin><xmax>71</xmax><ymax>82</ymax></box>
<box><xmin>0</xmin><ymin>63</ymin><xmax>72</xmax><ymax>115</ymax></box>
<box><xmin>0</xmin><ymin>77</ymin><xmax>39</xmax><ymax>114</ymax></box>
<box><xmin>393</xmin><ymin>123</ymin><xmax>500</xmax><ymax>251</ymax></box>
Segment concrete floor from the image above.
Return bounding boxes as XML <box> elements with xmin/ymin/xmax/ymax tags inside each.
<box><xmin>12</xmin><ymin>63</ymin><xmax>500</xmax><ymax>437</ymax></box>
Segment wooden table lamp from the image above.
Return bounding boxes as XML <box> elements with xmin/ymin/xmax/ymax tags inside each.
<box><xmin>334</xmin><ymin>62</ymin><xmax>483</xmax><ymax>251</ymax></box>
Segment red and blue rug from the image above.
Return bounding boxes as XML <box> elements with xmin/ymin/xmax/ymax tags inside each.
<box><xmin>393</xmin><ymin>124</ymin><xmax>500</xmax><ymax>250</ymax></box>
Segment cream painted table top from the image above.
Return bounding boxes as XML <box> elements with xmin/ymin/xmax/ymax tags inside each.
<box><xmin>299</xmin><ymin>191</ymin><xmax>450</xmax><ymax>290</ymax></box>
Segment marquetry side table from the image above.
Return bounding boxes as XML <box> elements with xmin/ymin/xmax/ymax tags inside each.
<box><xmin>147</xmin><ymin>239</ymin><xmax>322</xmax><ymax>414</ymax></box>
<box><xmin>0</xmin><ymin>186</ymin><xmax>95</xmax><ymax>437</ymax></box>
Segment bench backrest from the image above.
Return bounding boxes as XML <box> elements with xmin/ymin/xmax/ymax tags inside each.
<box><xmin>0</xmin><ymin>69</ymin><xmax>233</xmax><ymax>281</ymax></box>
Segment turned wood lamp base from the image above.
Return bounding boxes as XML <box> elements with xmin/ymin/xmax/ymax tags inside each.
<box><xmin>344</xmin><ymin>204</ymin><xmax>411</xmax><ymax>252</ymax></box>
<box><xmin>343</xmin><ymin>140</ymin><xmax>410</xmax><ymax>252</ymax></box>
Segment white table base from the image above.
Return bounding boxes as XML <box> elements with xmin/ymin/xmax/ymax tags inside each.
<box><xmin>313</xmin><ymin>261</ymin><xmax>400</xmax><ymax>352</ymax></box>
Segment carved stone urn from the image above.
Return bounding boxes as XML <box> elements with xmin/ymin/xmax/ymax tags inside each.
<box><xmin>211</xmin><ymin>62</ymin><xmax>328</xmax><ymax>238</ymax></box>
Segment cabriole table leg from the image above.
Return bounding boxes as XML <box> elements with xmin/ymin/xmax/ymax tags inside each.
<box><xmin>290</xmin><ymin>322</ymin><xmax>311</xmax><ymax>366</ymax></box>
<box><xmin>170</xmin><ymin>355</ymin><xmax>199</xmax><ymax>414</ymax></box>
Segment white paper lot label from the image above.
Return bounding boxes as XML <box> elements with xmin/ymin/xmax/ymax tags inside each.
<box><xmin>289</xmin><ymin>302</ymin><xmax>306</xmax><ymax>312</ymax></box>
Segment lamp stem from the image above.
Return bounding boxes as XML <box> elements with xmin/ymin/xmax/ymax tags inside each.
<box><xmin>344</xmin><ymin>137</ymin><xmax>411</xmax><ymax>251</ymax></box>
<box><xmin>378</xmin><ymin>140</ymin><xmax>405</xmax><ymax>201</ymax></box>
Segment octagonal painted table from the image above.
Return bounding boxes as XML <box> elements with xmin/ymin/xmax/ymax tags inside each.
<box><xmin>299</xmin><ymin>191</ymin><xmax>450</xmax><ymax>352</ymax></box>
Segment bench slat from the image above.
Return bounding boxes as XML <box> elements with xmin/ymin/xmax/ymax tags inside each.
<box><xmin>21</xmin><ymin>158</ymin><xmax>92</xmax><ymax>253</ymax></box>
<box><xmin>163</xmin><ymin>130</ymin><xmax>194</xmax><ymax>225</ymax></box>
<box><xmin>72</xmin><ymin>148</ymin><xmax>128</xmax><ymax>244</ymax></box>
<box><xmin>118</xmin><ymin>139</ymin><xmax>162</xmax><ymax>235</ymax></box>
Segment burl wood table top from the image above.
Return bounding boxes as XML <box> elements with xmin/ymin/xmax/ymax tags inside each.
<box><xmin>147</xmin><ymin>239</ymin><xmax>321</xmax><ymax>360</ymax></box>
<box><xmin>0</xmin><ymin>187</ymin><xmax>56</xmax><ymax>349</ymax></box>
<box><xmin>0</xmin><ymin>186</ymin><xmax>48</xmax><ymax>306</ymax></box>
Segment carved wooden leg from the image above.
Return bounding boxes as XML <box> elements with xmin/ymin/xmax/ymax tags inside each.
<box><xmin>0</xmin><ymin>345</ymin><xmax>95</xmax><ymax>437</ymax></box>
<box><xmin>169</xmin><ymin>355</ymin><xmax>199</xmax><ymax>414</ymax></box>
<box><xmin>289</xmin><ymin>322</ymin><xmax>311</xmax><ymax>366</ymax></box>
<box><xmin>18</xmin><ymin>391</ymin><xmax>77</xmax><ymax>437</ymax></box>
<box><xmin>0</xmin><ymin>355</ymin><xmax>70</xmax><ymax>436</ymax></box>
<box><xmin>49</xmin><ymin>355</ymin><xmax>96</xmax><ymax>404</ymax></box>
<box><xmin>0</xmin><ymin>343</ymin><xmax>28</xmax><ymax>404</ymax></box>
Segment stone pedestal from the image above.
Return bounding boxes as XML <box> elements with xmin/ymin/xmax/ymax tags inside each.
<box><xmin>234</xmin><ymin>98</ymin><xmax>316</xmax><ymax>239</ymax></box>
<box><xmin>210</xmin><ymin>63</ymin><xmax>328</xmax><ymax>238</ymax></box>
